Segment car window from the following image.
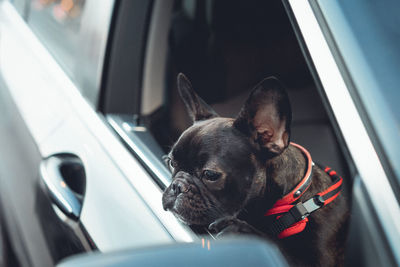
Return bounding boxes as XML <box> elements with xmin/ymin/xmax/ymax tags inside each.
<box><xmin>315</xmin><ymin>0</ymin><xmax>400</xmax><ymax>186</ymax></box>
<box><xmin>9</xmin><ymin>0</ymin><xmax>29</xmax><ymax>16</ymax></box>
<box><xmin>28</xmin><ymin>0</ymin><xmax>85</xmax><ymax>80</ymax></box>
<box><xmin>11</xmin><ymin>0</ymin><xmax>114</xmax><ymax>107</ymax></box>
<box><xmin>107</xmin><ymin>0</ymin><xmax>350</xmax><ymax>192</ymax></box>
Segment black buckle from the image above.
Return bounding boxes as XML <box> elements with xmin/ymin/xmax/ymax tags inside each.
<box><xmin>289</xmin><ymin>196</ymin><xmax>325</xmax><ymax>221</ymax></box>
<box><xmin>289</xmin><ymin>203</ymin><xmax>309</xmax><ymax>221</ymax></box>
<box><xmin>303</xmin><ymin>195</ymin><xmax>325</xmax><ymax>213</ymax></box>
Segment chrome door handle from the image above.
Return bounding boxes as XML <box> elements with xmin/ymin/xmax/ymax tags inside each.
<box><xmin>39</xmin><ymin>154</ymin><xmax>86</xmax><ymax>220</ymax></box>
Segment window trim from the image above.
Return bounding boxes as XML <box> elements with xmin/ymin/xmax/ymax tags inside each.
<box><xmin>99</xmin><ymin>0</ymin><xmax>154</xmax><ymax>114</ymax></box>
<box><xmin>107</xmin><ymin>114</ymin><xmax>172</xmax><ymax>189</ymax></box>
<box><xmin>285</xmin><ymin>0</ymin><xmax>400</xmax><ymax>264</ymax></box>
<box><xmin>101</xmin><ymin>0</ymin><xmax>175</xmax><ymax>189</ymax></box>
<box><xmin>307</xmin><ymin>0</ymin><xmax>400</xmax><ymax>200</ymax></box>
<box><xmin>97</xmin><ymin>0</ymin><xmax>198</xmax><ymax>241</ymax></box>
<box><xmin>141</xmin><ymin>0</ymin><xmax>174</xmax><ymax>116</ymax></box>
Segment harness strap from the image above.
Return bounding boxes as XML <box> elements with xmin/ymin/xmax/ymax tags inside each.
<box><xmin>273</xmin><ymin>143</ymin><xmax>314</xmax><ymax>206</ymax></box>
<box><xmin>264</xmin><ymin>148</ymin><xmax>344</xmax><ymax>239</ymax></box>
<box><xmin>319</xmin><ymin>167</ymin><xmax>343</xmax><ymax>205</ymax></box>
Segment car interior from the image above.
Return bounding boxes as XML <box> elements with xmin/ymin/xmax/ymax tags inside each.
<box><xmin>139</xmin><ymin>0</ymin><xmax>358</xmax><ymax>252</ymax></box>
<box><xmin>139</xmin><ymin>0</ymin><xmax>371</xmax><ymax>262</ymax></box>
<box><xmin>147</xmin><ymin>0</ymin><xmax>350</xmax><ymax>180</ymax></box>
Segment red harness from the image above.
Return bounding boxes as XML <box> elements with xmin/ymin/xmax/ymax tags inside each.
<box><xmin>264</xmin><ymin>143</ymin><xmax>343</xmax><ymax>239</ymax></box>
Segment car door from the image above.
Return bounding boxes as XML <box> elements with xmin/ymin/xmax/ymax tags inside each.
<box><xmin>0</xmin><ymin>1</ymin><xmax>195</xmax><ymax>266</ymax></box>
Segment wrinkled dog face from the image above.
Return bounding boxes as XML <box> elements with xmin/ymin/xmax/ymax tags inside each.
<box><xmin>162</xmin><ymin>74</ymin><xmax>291</xmax><ymax>226</ymax></box>
<box><xmin>162</xmin><ymin>117</ymin><xmax>256</xmax><ymax>225</ymax></box>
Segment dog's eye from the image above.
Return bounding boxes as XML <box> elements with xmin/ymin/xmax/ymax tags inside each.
<box><xmin>168</xmin><ymin>159</ymin><xmax>178</xmax><ymax>171</ymax></box>
<box><xmin>163</xmin><ymin>156</ymin><xmax>177</xmax><ymax>172</ymax></box>
<box><xmin>202</xmin><ymin>170</ymin><xmax>221</xmax><ymax>181</ymax></box>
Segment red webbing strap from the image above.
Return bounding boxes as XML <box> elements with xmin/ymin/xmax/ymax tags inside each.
<box><xmin>264</xmin><ymin>204</ymin><xmax>309</xmax><ymax>239</ymax></box>
<box><xmin>273</xmin><ymin>143</ymin><xmax>313</xmax><ymax>206</ymax></box>
<box><xmin>319</xmin><ymin>166</ymin><xmax>343</xmax><ymax>205</ymax></box>
<box><xmin>278</xmin><ymin>219</ymin><xmax>308</xmax><ymax>239</ymax></box>
<box><xmin>264</xmin><ymin>165</ymin><xmax>343</xmax><ymax>239</ymax></box>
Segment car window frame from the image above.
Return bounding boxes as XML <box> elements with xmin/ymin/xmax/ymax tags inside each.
<box><xmin>283</xmin><ymin>0</ymin><xmax>400</xmax><ymax>265</ymax></box>
<box><xmin>307</xmin><ymin>0</ymin><xmax>400</xmax><ymax>200</ymax></box>
<box><xmin>98</xmin><ymin>0</ymin><xmax>154</xmax><ymax>114</ymax></box>
<box><xmin>102</xmin><ymin>0</ymin><xmax>175</xmax><ymax>189</ymax></box>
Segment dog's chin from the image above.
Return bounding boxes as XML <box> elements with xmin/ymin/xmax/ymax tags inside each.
<box><xmin>170</xmin><ymin>206</ymin><xmax>216</xmax><ymax>226</ymax></box>
<box><xmin>172</xmin><ymin>211</ymin><xmax>215</xmax><ymax>226</ymax></box>
<box><xmin>169</xmin><ymin>199</ymin><xmax>218</xmax><ymax>226</ymax></box>
<box><xmin>163</xmin><ymin>188</ymin><xmax>222</xmax><ymax>226</ymax></box>
<box><xmin>172</xmin><ymin>211</ymin><xmax>211</xmax><ymax>226</ymax></box>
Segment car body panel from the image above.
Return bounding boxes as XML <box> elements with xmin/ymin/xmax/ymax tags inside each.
<box><xmin>0</xmin><ymin>74</ymin><xmax>53</xmax><ymax>266</ymax></box>
<box><xmin>40</xmin><ymin>115</ymin><xmax>174</xmax><ymax>251</ymax></box>
<box><xmin>0</xmin><ymin>1</ymin><xmax>192</xmax><ymax>265</ymax></box>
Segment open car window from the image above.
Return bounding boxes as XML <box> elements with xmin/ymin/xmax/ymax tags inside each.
<box><xmin>106</xmin><ymin>0</ymin><xmax>351</xmax><ymax>192</ymax></box>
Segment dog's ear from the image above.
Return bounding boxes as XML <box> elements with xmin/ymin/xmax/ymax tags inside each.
<box><xmin>177</xmin><ymin>73</ymin><xmax>218</xmax><ymax>122</ymax></box>
<box><xmin>233</xmin><ymin>77</ymin><xmax>292</xmax><ymax>157</ymax></box>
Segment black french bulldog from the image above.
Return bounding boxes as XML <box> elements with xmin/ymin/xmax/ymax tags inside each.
<box><xmin>162</xmin><ymin>73</ymin><xmax>349</xmax><ymax>266</ymax></box>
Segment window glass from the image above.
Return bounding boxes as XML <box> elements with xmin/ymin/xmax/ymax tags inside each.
<box><xmin>9</xmin><ymin>0</ymin><xmax>29</xmax><ymax>17</ymax></box>
<box><xmin>27</xmin><ymin>0</ymin><xmax>114</xmax><ymax>106</ymax></box>
<box><xmin>316</xmin><ymin>0</ymin><xmax>400</xmax><ymax>183</ymax></box>
<box><xmin>28</xmin><ymin>0</ymin><xmax>85</xmax><ymax>82</ymax></box>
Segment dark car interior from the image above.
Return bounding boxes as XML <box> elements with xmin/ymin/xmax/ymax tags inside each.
<box><xmin>144</xmin><ymin>0</ymin><xmax>365</xmax><ymax>263</ymax></box>
<box><xmin>149</xmin><ymin>0</ymin><xmax>350</xmax><ymax>179</ymax></box>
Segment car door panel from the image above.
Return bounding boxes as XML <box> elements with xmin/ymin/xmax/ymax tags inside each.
<box><xmin>0</xmin><ymin>75</ymin><xmax>53</xmax><ymax>267</ymax></box>
<box><xmin>0</xmin><ymin>1</ymin><xmax>69</xmax><ymax>146</ymax></box>
<box><xmin>0</xmin><ymin>1</ymin><xmax>179</xmax><ymax>265</ymax></box>
<box><xmin>40</xmin><ymin>115</ymin><xmax>174</xmax><ymax>252</ymax></box>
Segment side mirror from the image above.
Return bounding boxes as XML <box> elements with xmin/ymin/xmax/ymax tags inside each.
<box><xmin>57</xmin><ymin>237</ymin><xmax>288</xmax><ymax>267</ymax></box>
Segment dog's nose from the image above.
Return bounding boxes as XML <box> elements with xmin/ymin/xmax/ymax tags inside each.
<box><xmin>171</xmin><ymin>180</ymin><xmax>184</xmax><ymax>196</ymax></box>
<box><xmin>171</xmin><ymin>179</ymin><xmax>190</xmax><ymax>196</ymax></box>
<box><xmin>172</xmin><ymin>181</ymin><xmax>180</xmax><ymax>195</ymax></box>
<box><xmin>162</xmin><ymin>179</ymin><xmax>189</xmax><ymax>211</ymax></box>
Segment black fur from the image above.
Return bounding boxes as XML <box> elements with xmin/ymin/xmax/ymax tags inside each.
<box><xmin>162</xmin><ymin>74</ymin><xmax>349</xmax><ymax>266</ymax></box>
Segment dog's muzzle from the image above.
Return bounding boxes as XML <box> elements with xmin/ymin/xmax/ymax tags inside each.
<box><xmin>162</xmin><ymin>177</ymin><xmax>190</xmax><ymax>211</ymax></box>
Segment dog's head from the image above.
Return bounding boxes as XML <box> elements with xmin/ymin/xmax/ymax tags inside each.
<box><xmin>162</xmin><ymin>73</ymin><xmax>292</xmax><ymax>225</ymax></box>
